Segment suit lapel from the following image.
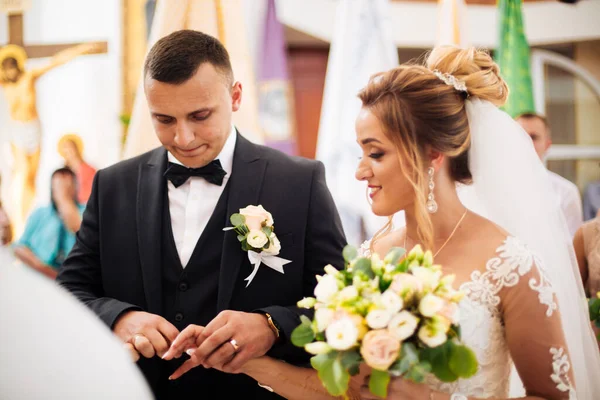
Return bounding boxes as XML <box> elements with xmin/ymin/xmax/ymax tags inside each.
<box><xmin>217</xmin><ymin>133</ymin><xmax>267</xmax><ymax>311</ymax></box>
<box><xmin>137</xmin><ymin>148</ymin><xmax>167</xmax><ymax>315</ymax></box>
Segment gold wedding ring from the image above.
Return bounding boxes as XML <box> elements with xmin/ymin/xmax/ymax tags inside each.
<box><xmin>229</xmin><ymin>338</ymin><xmax>240</xmax><ymax>352</ymax></box>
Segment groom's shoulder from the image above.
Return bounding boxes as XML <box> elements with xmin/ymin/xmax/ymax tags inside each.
<box><xmin>253</xmin><ymin>142</ymin><xmax>322</xmax><ymax>174</ymax></box>
<box><xmin>97</xmin><ymin>147</ymin><xmax>163</xmax><ymax>179</ymax></box>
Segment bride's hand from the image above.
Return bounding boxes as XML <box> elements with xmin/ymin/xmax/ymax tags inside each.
<box><xmin>213</xmin><ymin>356</ymin><xmax>265</xmax><ymax>375</ymax></box>
<box><xmin>360</xmin><ymin>375</ymin><xmax>433</xmax><ymax>400</ymax></box>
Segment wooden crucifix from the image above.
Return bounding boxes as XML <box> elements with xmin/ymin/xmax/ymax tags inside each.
<box><xmin>0</xmin><ymin>2</ymin><xmax>108</xmax><ymax>237</ymax></box>
<box><xmin>5</xmin><ymin>10</ymin><xmax>108</xmax><ymax>57</ymax></box>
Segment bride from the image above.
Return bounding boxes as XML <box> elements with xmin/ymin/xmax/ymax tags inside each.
<box><xmin>167</xmin><ymin>47</ymin><xmax>600</xmax><ymax>399</ymax></box>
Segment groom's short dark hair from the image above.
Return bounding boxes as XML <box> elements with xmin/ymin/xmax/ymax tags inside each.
<box><xmin>144</xmin><ymin>29</ymin><xmax>233</xmax><ymax>85</ymax></box>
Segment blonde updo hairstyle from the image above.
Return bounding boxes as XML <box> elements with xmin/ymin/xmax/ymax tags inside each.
<box><xmin>359</xmin><ymin>46</ymin><xmax>509</xmax><ymax>250</ymax></box>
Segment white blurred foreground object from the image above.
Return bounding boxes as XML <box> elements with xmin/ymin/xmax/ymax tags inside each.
<box><xmin>0</xmin><ymin>246</ymin><xmax>153</xmax><ymax>400</ymax></box>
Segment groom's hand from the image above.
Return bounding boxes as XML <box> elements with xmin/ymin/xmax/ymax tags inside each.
<box><xmin>113</xmin><ymin>310</ymin><xmax>179</xmax><ymax>359</ymax></box>
<box><xmin>164</xmin><ymin>310</ymin><xmax>277</xmax><ymax>379</ymax></box>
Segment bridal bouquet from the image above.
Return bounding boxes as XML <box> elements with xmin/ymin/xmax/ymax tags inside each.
<box><xmin>292</xmin><ymin>245</ymin><xmax>478</xmax><ymax>398</ymax></box>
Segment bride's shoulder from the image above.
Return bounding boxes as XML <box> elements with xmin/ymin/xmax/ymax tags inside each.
<box><xmin>458</xmin><ymin>213</ymin><xmax>510</xmax><ymax>256</ymax></box>
<box><xmin>456</xmin><ymin>213</ymin><xmax>541</xmax><ymax>271</ymax></box>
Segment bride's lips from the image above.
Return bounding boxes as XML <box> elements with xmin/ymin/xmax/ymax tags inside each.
<box><xmin>368</xmin><ymin>185</ymin><xmax>382</xmax><ymax>199</ymax></box>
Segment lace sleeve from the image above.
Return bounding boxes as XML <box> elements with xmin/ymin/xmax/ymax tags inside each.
<box><xmin>498</xmin><ymin>239</ymin><xmax>576</xmax><ymax>400</ymax></box>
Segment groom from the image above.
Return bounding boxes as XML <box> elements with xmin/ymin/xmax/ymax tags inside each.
<box><xmin>57</xmin><ymin>30</ymin><xmax>346</xmax><ymax>399</ymax></box>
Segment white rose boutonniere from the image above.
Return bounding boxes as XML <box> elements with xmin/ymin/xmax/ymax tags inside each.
<box><xmin>224</xmin><ymin>205</ymin><xmax>291</xmax><ymax>287</ymax></box>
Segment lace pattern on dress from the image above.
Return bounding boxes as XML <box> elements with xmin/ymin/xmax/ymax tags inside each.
<box><xmin>461</xmin><ymin>236</ymin><xmax>557</xmax><ymax>317</ymax></box>
<box><xmin>550</xmin><ymin>347</ymin><xmax>577</xmax><ymax>400</ymax></box>
<box><xmin>427</xmin><ymin>236</ymin><xmax>559</xmax><ymax>398</ymax></box>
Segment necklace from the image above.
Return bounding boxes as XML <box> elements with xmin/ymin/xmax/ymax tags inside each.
<box><xmin>404</xmin><ymin>209</ymin><xmax>469</xmax><ymax>258</ymax></box>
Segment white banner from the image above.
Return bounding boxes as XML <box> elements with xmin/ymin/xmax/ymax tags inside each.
<box><xmin>436</xmin><ymin>0</ymin><xmax>468</xmax><ymax>47</ymax></box>
<box><xmin>316</xmin><ymin>0</ymin><xmax>401</xmax><ymax>246</ymax></box>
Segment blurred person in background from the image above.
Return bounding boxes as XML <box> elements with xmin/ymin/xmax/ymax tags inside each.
<box><xmin>13</xmin><ymin>167</ymin><xmax>83</xmax><ymax>279</ymax></box>
<box><xmin>58</xmin><ymin>133</ymin><xmax>97</xmax><ymax>204</ymax></box>
<box><xmin>573</xmin><ymin>212</ymin><xmax>600</xmax><ymax>350</ymax></box>
<box><xmin>516</xmin><ymin>112</ymin><xmax>583</xmax><ymax>237</ymax></box>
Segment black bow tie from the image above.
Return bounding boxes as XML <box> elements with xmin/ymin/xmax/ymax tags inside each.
<box><xmin>164</xmin><ymin>160</ymin><xmax>226</xmax><ymax>188</ymax></box>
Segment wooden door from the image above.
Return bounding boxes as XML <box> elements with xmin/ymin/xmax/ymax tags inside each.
<box><xmin>288</xmin><ymin>48</ymin><xmax>329</xmax><ymax>159</ymax></box>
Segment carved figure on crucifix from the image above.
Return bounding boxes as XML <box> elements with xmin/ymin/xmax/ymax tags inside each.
<box><xmin>0</xmin><ymin>42</ymin><xmax>103</xmax><ymax>235</ymax></box>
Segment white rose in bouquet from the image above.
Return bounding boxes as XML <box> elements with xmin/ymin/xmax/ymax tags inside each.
<box><xmin>315</xmin><ymin>308</ymin><xmax>335</xmax><ymax>332</ymax></box>
<box><xmin>419</xmin><ymin>294</ymin><xmax>445</xmax><ymax>317</ymax></box>
<box><xmin>305</xmin><ymin>342</ymin><xmax>332</xmax><ymax>355</ymax></box>
<box><xmin>366</xmin><ymin>309</ymin><xmax>392</xmax><ymax>330</ymax></box>
<box><xmin>380</xmin><ymin>290</ymin><xmax>403</xmax><ymax>314</ymax></box>
<box><xmin>387</xmin><ymin>311</ymin><xmax>419</xmax><ymax>341</ymax></box>
<box><xmin>326</xmin><ymin>318</ymin><xmax>359</xmax><ymax>350</ymax></box>
<box><xmin>418</xmin><ymin>320</ymin><xmax>448</xmax><ymax>348</ymax></box>
<box><xmin>315</xmin><ymin>274</ymin><xmax>339</xmax><ymax>303</ymax></box>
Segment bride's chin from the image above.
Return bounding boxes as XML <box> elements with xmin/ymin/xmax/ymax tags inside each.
<box><xmin>370</xmin><ymin>204</ymin><xmax>390</xmax><ymax>217</ymax></box>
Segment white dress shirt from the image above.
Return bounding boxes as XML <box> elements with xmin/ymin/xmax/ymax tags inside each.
<box><xmin>167</xmin><ymin>126</ymin><xmax>236</xmax><ymax>267</ymax></box>
<box><xmin>548</xmin><ymin>170</ymin><xmax>584</xmax><ymax>238</ymax></box>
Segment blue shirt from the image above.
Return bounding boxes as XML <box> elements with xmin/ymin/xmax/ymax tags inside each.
<box><xmin>16</xmin><ymin>204</ymin><xmax>85</xmax><ymax>269</ymax></box>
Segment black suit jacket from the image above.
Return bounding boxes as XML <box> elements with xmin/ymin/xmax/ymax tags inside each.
<box><xmin>57</xmin><ymin>133</ymin><xmax>346</xmax><ymax>395</ymax></box>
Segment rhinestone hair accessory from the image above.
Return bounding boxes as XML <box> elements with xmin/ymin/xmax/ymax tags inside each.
<box><xmin>432</xmin><ymin>69</ymin><xmax>468</xmax><ymax>94</ymax></box>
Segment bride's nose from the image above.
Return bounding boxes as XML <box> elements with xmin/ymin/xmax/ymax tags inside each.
<box><xmin>355</xmin><ymin>160</ymin><xmax>372</xmax><ymax>181</ymax></box>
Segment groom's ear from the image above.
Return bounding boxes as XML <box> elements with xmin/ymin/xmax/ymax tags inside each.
<box><xmin>230</xmin><ymin>81</ymin><xmax>242</xmax><ymax>112</ymax></box>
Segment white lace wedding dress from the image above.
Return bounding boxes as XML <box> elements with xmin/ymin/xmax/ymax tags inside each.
<box><xmin>360</xmin><ymin>236</ymin><xmax>577</xmax><ymax>400</ymax></box>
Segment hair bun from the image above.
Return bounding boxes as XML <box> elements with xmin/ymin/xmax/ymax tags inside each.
<box><xmin>426</xmin><ymin>46</ymin><xmax>508</xmax><ymax>107</ymax></box>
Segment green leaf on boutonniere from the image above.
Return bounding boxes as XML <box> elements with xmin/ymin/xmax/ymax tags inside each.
<box><xmin>241</xmin><ymin>241</ymin><xmax>250</xmax><ymax>252</ymax></box>
<box><xmin>230</xmin><ymin>213</ymin><xmax>245</xmax><ymax>227</ymax></box>
<box><xmin>343</xmin><ymin>246</ymin><xmax>358</xmax><ymax>263</ymax></box>
<box><xmin>368</xmin><ymin>369</ymin><xmax>390</xmax><ymax>398</ymax></box>
<box><xmin>261</xmin><ymin>226</ymin><xmax>273</xmax><ymax>237</ymax></box>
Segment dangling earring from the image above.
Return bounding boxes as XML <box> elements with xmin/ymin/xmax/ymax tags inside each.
<box><xmin>426</xmin><ymin>167</ymin><xmax>438</xmax><ymax>214</ymax></box>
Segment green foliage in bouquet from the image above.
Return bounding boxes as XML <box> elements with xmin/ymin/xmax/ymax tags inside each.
<box><xmin>589</xmin><ymin>292</ymin><xmax>600</xmax><ymax>340</ymax></box>
<box><xmin>292</xmin><ymin>244</ymin><xmax>478</xmax><ymax>398</ymax></box>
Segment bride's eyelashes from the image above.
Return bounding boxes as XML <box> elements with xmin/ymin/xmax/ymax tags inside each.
<box><xmin>357</xmin><ymin>152</ymin><xmax>384</xmax><ymax>162</ymax></box>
